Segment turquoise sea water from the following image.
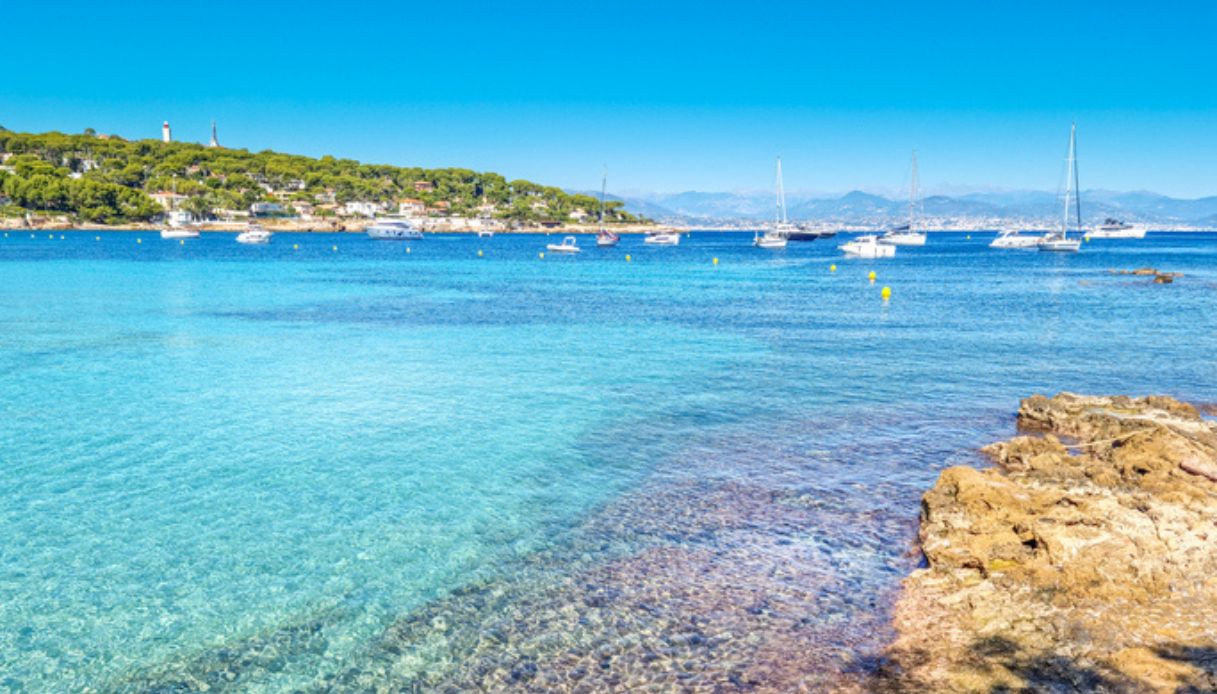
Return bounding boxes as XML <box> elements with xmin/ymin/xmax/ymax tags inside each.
<box><xmin>1</xmin><ymin>230</ymin><xmax>1215</xmax><ymax>691</ymax></box>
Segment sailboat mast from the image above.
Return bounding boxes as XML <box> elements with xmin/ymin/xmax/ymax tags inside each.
<box><xmin>1071</xmin><ymin>124</ymin><xmax>1082</xmax><ymax>234</ymax></box>
<box><xmin>598</xmin><ymin>170</ymin><xmax>606</xmax><ymax>229</ymax></box>
<box><xmin>909</xmin><ymin>150</ymin><xmax>919</xmax><ymax>231</ymax></box>
<box><xmin>1062</xmin><ymin>125</ymin><xmax>1075</xmax><ymax>238</ymax></box>
<box><xmin>775</xmin><ymin>157</ymin><xmax>787</xmax><ymax>224</ymax></box>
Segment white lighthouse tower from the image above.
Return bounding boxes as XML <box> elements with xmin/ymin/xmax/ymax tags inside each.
<box><xmin>162</xmin><ymin>121</ymin><xmax>172</xmax><ymax>143</ymax></box>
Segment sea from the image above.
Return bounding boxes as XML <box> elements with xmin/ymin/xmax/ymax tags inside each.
<box><xmin>1</xmin><ymin>230</ymin><xmax>1214</xmax><ymax>692</ymax></box>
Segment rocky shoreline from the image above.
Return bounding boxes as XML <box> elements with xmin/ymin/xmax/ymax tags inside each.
<box><xmin>875</xmin><ymin>393</ymin><xmax>1217</xmax><ymax>693</ymax></box>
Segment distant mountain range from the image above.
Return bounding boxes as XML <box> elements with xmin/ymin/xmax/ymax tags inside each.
<box><xmin>602</xmin><ymin>189</ymin><xmax>1217</xmax><ymax>227</ymax></box>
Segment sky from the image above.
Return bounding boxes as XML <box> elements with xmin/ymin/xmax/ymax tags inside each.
<box><xmin>3</xmin><ymin>1</ymin><xmax>1215</xmax><ymax>197</ymax></box>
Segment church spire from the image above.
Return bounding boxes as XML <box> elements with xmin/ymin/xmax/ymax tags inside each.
<box><xmin>208</xmin><ymin>120</ymin><xmax>219</xmax><ymax>148</ymax></box>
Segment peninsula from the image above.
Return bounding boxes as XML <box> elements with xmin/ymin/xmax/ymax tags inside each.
<box><xmin>0</xmin><ymin>126</ymin><xmax>647</xmax><ymax>232</ymax></box>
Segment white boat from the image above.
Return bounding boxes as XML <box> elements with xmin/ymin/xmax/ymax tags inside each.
<box><xmin>880</xmin><ymin>152</ymin><xmax>927</xmax><ymax>246</ymax></box>
<box><xmin>643</xmin><ymin>230</ymin><xmax>681</xmax><ymax>245</ymax></box>
<box><xmin>755</xmin><ymin>157</ymin><xmax>792</xmax><ymax>249</ymax></box>
<box><xmin>546</xmin><ymin>236</ymin><xmax>581</xmax><ymax>253</ymax></box>
<box><xmin>367</xmin><ymin>218</ymin><xmax>423</xmax><ymax>240</ymax></box>
<box><xmin>236</xmin><ymin>224</ymin><xmax>273</xmax><ymax>245</ymax></box>
<box><xmin>476</xmin><ymin>228</ymin><xmax>495</xmax><ymax>238</ymax></box>
<box><xmin>595</xmin><ymin>172</ymin><xmax>619</xmax><ymax>247</ymax></box>
<box><xmin>1038</xmin><ymin>124</ymin><xmax>1083</xmax><ymax>253</ymax></box>
<box><xmin>161</xmin><ymin>226</ymin><xmax>199</xmax><ymax>240</ymax></box>
<box><xmin>990</xmin><ymin>229</ymin><xmax>1043</xmax><ymax>249</ymax></box>
<box><xmin>1090</xmin><ymin>218</ymin><xmax>1147</xmax><ymax>239</ymax></box>
<box><xmin>839</xmin><ymin>234</ymin><xmax>896</xmax><ymax>258</ymax></box>
<box><xmin>160</xmin><ymin>177</ymin><xmax>200</xmax><ymax>239</ymax></box>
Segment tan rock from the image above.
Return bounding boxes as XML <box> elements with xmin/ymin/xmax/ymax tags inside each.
<box><xmin>879</xmin><ymin>393</ymin><xmax>1217</xmax><ymax>692</ymax></box>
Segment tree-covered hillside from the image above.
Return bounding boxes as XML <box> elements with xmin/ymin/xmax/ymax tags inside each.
<box><xmin>0</xmin><ymin>126</ymin><xmax>639</xmax><ymax>225</ymax></box>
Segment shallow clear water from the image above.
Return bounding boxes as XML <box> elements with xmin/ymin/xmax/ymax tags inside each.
<box><xmin>1</xmin><ymin>230</ymin><xmax>1214</xmax><ymax>691</ymax></box>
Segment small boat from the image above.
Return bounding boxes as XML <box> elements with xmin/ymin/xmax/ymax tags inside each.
<box><xmin>880</xmin><ymin>152</ymin><xmax>927</xmax><ymax>246</ymax></box>
<box><xmin>754</xmin><ymin>228</ymin><xmax>789</xmax><ymax>249</ymax></box>
<box><xmin>161</xmin><ymin>226</ymin><xmax>199</xmax><ymax>240</ymax></box>
<box><xmin>476</xmin><ymin>228</ymin><xmax>495</xmax><ymax>238</ymax></box>
<box><xmin>990</xmin><ymin>229</ymin><xmax>1043</xmax><ymax>249</ymax></box>
<box><xmin>1038</xmin><ymin>123</ymin><xmax>1083</xmax><ymax>254</ymax></box>
<box><xmin>1090</xmin><ymin>218</ymin><xmax>1146</xmax><ymax>239</ymax></box>
<box><xmin>595</xmin><ymin>172</ymin><xmax>619</xmax><ymax>247</ymax></box>
<box><xmin>546</xmin><ymin>236</ymin><xmax>581</xmax><ymax>253</ymax></box>
<box><xmin>643</xmin><ymin>230</ymin><xmax>681</xmax><ymax>245</ymax></box>
<box><xmin>839</xmin><ymin>234</ymin><xmax>896</xmax><ymax>258</ymax></box>
<box><xmin>236</xmin><ymin>223</ymin><xmax>272</xmax><ymax>245</ymax></box>
<box><xmin>367</xmin><ymin>218</ymin><xmax>423</xmax><ymax>240</ymax></box>
<box><xmin>879</xmin><ymin>224</ymin><xmax>926</xmax><ymax>246</ymax></box>
<box><xmin>754</xmin><ymin>157</ymin><xmax>793</xmax><ymax>249</ymax></box>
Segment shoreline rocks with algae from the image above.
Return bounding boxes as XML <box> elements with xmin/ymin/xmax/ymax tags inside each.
<box><xmin>875</xmin><ymin>392</ymin><xmax>1217</xmax><ymax>693</ymax></box>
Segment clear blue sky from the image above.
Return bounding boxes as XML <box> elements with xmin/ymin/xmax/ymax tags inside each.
<box><xmin>3</xmin><ymin>1</ymin><xmax>1215</xmax><ymax>197</ymax></box>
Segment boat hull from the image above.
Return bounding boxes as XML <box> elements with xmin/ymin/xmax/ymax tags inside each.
<box><xmin>1089</xmin><ymin>228</ymin><xmax>1147</xmax><ymax>239</ymax></box>
<box><xmin>161</xmin><ymin>229</ymin><xmax>199</xmax><ymax>239</ymax></box>
<box><xmin>879</xmin><ymin>233</ymin><xmax>927</xmax><ymax>246</ymax></box>
<box><xmin>839</xmin><ymin>235</ymin><xmax>896</xmax><ymax>258</ymax></box>
<box><xmin>643</xmin><ymin>234</ymin><xmax>681</xmax><ymax>246</ymax></box>
<box><xmin>236</xmin><ymin>233</ymin><xmax>272</xmax><ymax>245</ymax></box>
<box><xmin>546</xmin><ymin>245</ymin><xmax>580</xmax><ymax>254</ymax></box>
<box><xmin>368</xmin><ymin>229</ymin><xmax>422</xmax><ymax>240</ymax></box>
<box><xmin>784</xmin><ymin>231</ymin><xmax>819</xmax><ymax>241</ymax></box>
<box><xmin>1038</xmin><ymin>239</ymin><xmax>1082</xmax><ymax>252</ymax></box>
<box><xmin>990</xmin><ymin>234</ymin><xmax>1041</xmax><ymax>249</ymax></box>
<box><xmin>755</xmin><ymin>237</ymin><xmax>788</xmax><ymax>249</ymax></box>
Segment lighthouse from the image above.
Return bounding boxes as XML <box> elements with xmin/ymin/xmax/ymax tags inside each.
<box><xmin>162</xmin><ymin>121</ymin><xmax>172</xmax><ymax>143</ymax></box>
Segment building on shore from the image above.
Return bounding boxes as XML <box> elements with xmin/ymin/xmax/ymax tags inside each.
<box><xmin>148</xmin><ymin>191</ymin><xmax>187</xmax><ymax>210</ymax></box>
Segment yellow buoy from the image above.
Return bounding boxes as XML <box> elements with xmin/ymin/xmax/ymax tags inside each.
<box><xmin>882</xmin><ymin>286</ymin><xmax>892</xmax><ymax>301</ymax></box>
<box><xmin>332</xmin><ymin>245</ymin><xmax>338</xmax><ymax>252</ymax></box>
<box><xmin>830</xmin><ymin>264</ymin><xmax>837</xmax><ymax>272</ymax></box>
<box><xmin>868</xmin><ymin>270</ymin><xmax>876</xmax><ymax>283</ymax></box>
<box><xmin>477</xmin><ymin>249</ymin><xmax>483</xmax><ymax>257</ymax></box>
<box><xmin>137</xmin><ymin>238</ymin><xmax>142</xmax><ymax>244</ymax></box>
<box><xmin>626</xmin><ymin>254</ymin><xmax>632</xmax><ymax>262</ymax></box>
<box><xmin>538</xmin><ymin>252</ymin><xmax>545</xmax><ymax>259</ymax></box>
<box><xmin>712</xmin><ymin>257</ymin><xmax>718</xmax><ymax>265</ymax></box>
<box><xmin>95</xmin><ymin>236</ymin><xmax>100</xmax><ymax>241</ymax></box>
<box><xmin>293</xmin><ymin>243</ymin><xmax>299</xmax><ymax>250</ymax></box>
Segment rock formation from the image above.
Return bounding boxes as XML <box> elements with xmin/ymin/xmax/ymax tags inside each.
<box><xmin>878</xmin><ymin>393</ymin><xmax>1217</xmax><ymax>693</ymax></box>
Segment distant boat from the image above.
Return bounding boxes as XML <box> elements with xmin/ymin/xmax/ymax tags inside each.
<box><xmin>755</xmin><ymin>157</ymin><xmax>791</xmax><ymax>249</ymax></box>
<box><xmin>880</xmin><ymin>152</ymin><xmax>927</xmax><ymax>246</ymax></box>
<box><xmin>643</xmin><ymin>229</ymin><xmax>681</xmax><ymax>245</ymax></box>
<box><xmin>1039</xmin><ymin>124</ymin><xmax>1083</xmax><ymax>253</ymax></box>
<box><xmin>1090</xmin><ymin>218</ymin><xmax>1147</xmax><ymax>239</ymax></box>
<box><xmin>596</xmin><ymin>172</ymin><xmax>619</xmax><ymax>247</ymax></box>
<box><xmin>367</xmin><ymin>218</ymin><xmax>422</xmax><ymax>240</ymax></box>
<box><xmin>546</xmin><ymin>236</ymin><xmax>581</xmax><ymax>253</ymax></box>
<box><xmin>990</xmin><ymin>229</ymin><xmax>1043</xmax><ymax>249</ymax></box>
<box><xmin>160</xmin><ymin>177</ymin><xmax>199</xmax><ymax>239</ymax></box>
<box><xmin>839</xmin><ymin>234</ymin><xmax>896</xmax><ymax>258</ymax></box>
<box><xmin>236</xmin><ymin>223</ymin><xmax>272</xmax><ymax>245</ymax></box>
<box><xmin>476</xmin><ymin>226</ymin><xmax>495</xmax><ymax>238</ymax></box>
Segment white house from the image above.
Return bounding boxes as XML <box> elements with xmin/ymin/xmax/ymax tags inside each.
<box><xmin>343</xmin><ymin>201</ymin><xmax>384</xmax><ymax>218</ymax></box>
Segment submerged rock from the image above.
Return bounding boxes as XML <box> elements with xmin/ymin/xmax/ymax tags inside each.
<box><xmin>879</xmin><ymin>393</ymin><xmax>1217</xmax><ymax>693</ymax></box>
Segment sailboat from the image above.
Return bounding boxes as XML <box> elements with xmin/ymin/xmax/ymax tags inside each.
<box><xmin>160</xmin><ymin>176</ymin><xmax>200</xmax><ymax>239</ymax></box>
<box><xmin>1038</xmin><ymin>124</ymin><xmax>1084</xmax><ymax>253</ymax></box>
<box><xmin>755</xmin><ymin>157</ymin><xmax>792</xmax><ymax>249</ymax></box>
<box><xmin>880</xmin><ymin>152</ymin><xmax>927</xmax><ymax>246</ymax></box>
<box><xmin>596</xmin><ymin>171</ymin><xmax>619</xmax><ymax>247</ymax></box>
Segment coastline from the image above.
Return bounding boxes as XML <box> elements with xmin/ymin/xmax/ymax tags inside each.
<box><xmin>875</xmin><ymin>393</ymin><xmax>1217</xmax><ymax>692</ymax></box>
